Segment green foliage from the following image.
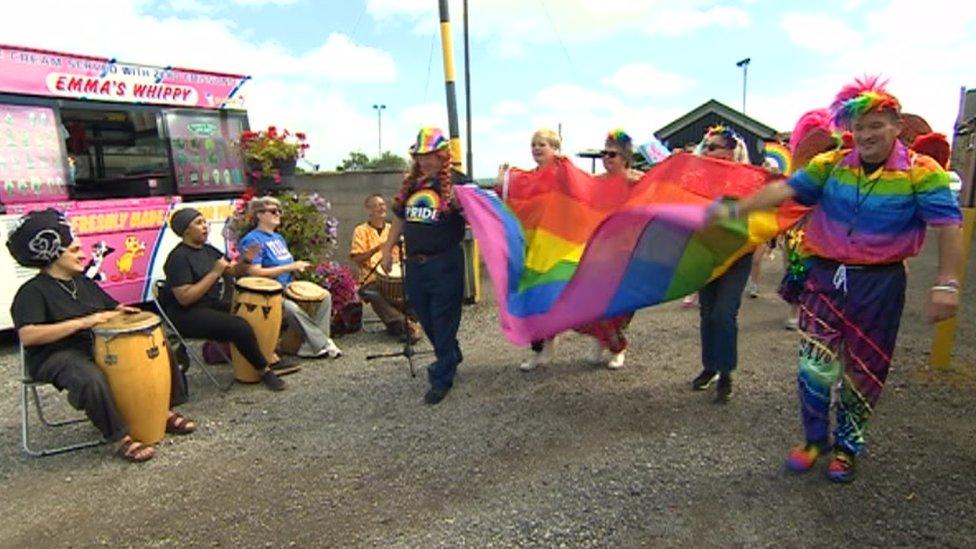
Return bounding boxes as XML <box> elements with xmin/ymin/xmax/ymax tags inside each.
<box><xmin>336</xmin><ymin>150</ymin><xmax>408</xmax><ymax>172</ymax></box>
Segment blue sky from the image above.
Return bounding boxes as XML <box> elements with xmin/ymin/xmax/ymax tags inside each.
<box><xmin>3</xmin><ymin>0</ymin><xmax>974</xmax><ymax>177</ymax></box>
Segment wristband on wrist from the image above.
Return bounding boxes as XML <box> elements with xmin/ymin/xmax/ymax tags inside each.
<box><xmin>935</xmin><ymin>277</ymin><xmax>959</xmax><ymax>288</ymax></box>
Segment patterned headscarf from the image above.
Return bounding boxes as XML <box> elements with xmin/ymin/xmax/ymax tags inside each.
<box><xmin>5</xmin><ymin>208</ymin><xmax>75</xmax><ymax>268</ymax></box>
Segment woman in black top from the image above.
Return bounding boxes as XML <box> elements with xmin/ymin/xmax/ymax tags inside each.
<box><xmin>8</xmin><ymin>209</ymin><xmax>194</xmax><ymax>463</ymax></box>
<box><xmin>381</xmin><ymin>127</ymin><xmax>467</xmax><ymax>405</ymax></box>
<box><xmin>161</xmin><ymin>208</ymin><xmax>287</xmax><ymax>391</ymax></box>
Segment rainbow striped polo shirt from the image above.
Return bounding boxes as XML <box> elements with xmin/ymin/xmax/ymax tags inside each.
<box><xmin>787</xmin><ymin>141</ymin><xmax>962</xmax><ymax>265</ymax></box>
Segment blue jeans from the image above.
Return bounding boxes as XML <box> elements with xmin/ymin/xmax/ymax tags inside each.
<box><xmin>405</xmin><ymin>245</ymin><xmax>465</xmax><ymax>392</ymax></box>
<box><xmin>698</xmin><ymin>253</ymin><xmax>752</xmax><ymax>374</ymax></box>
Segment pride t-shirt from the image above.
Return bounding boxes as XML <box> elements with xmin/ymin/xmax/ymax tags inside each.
<box><xmin>786</xmin><ymin>141</ymin><xmax>961</xmax><ymax>264</ymax></box>
<box><xmin>239</xmin><ymin>229</ymin><xmax>295</xmax><ymax>285</ymax></box>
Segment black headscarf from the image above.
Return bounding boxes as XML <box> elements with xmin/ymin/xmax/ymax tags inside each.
<box><xmin>170</xmin><ymin>208</ymin><xmax>203</xmax><ymax>236</ymax></box>
<box><xmin>5</xmin><ymin>208</ymin><xmax>75</xmax><ymax>268</ymax></box>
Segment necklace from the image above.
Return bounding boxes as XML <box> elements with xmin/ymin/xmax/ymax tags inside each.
<box><xmin>54</xmin><ymin>277</ymin><xmax>78</xmax><ymax>300</ymax></box>
<box><xmin>847</xmin><ymin>164</ymin><xmax>882</xmax><ymax>237</ymax></box>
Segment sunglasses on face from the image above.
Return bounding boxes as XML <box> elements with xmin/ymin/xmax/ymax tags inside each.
<box><xmin>705</xmin><ymin>142</ymin><xmax>732</xmax><ymax>152</ymax></box>
<box><xmin>601</xmin><ymin>150</ymin><xmax>620</xmax><ymax>158</ymax></box>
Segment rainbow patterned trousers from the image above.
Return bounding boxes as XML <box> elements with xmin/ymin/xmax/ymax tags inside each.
<box><xmin>796</xmin><ymin>260</ymin><xmax>906</xmax><ymax>456</ymax></box>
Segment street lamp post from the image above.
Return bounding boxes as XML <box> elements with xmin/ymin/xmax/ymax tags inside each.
<box><xmin>735</xmin><ymin>58</ymin><xmax>750</xmax><ymax>114</ymax></box>
<box><xmin>372</xmin><ymin>104</ymin><xmax>386</xmax><ymax>157</ymax></box>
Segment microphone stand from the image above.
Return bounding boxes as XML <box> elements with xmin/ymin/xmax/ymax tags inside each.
<box><xmin>365</xmin><ymin>238</ymin><xmax>432</xmax><ymax>377</ymax></box>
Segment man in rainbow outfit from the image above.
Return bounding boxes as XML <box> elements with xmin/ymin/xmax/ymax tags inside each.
<box><xmin>709</xmin><ymin>77</ymin><xmax>963</xmax><ymax>482</ymax></box>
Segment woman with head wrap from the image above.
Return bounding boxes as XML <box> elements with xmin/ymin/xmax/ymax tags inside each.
<box><xmin>688</xmin><ymin>125</ymin><xmax>755</xmax><ymax>403</ymax></box>
<box><xmin>8</xmin><ymin>209</ymin><xmax>195</xmax><ymax>463</ymax></box>
<box><xmin>380</xmin><ymin>127</ymin><xmax>469</xmax><ymax>405</ymax></box>
<box><xmin>161</xmin><ymin>207</ymin><xmax>289</xmax><ymax>391</ymax></box>
<box><xmin>708</xmin><ymin>76</ymin><xmax>964</xmax><ymax>483</ymax></box>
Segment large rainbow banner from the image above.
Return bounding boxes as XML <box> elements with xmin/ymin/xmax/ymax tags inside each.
<box><xmin>455</xmin><ymin>154</ymin><xmax>807</xmax><ymax>345</ymax></box>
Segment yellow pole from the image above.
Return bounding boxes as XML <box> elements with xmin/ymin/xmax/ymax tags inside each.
<box><xmin>930</xmin><ymin>207</ymin><xmax>975</xmax><ymax>368</ymax></box>
<box><xmin>438</xmin><ymin>0</ymin><xmax>480</xmax><ymax>302</ymax></box>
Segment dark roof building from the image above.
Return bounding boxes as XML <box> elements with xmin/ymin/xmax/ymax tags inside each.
<box><xmin>655</xmin><ymin>99</ymin><xmax>780</xmax><ymax>165</ymax></box>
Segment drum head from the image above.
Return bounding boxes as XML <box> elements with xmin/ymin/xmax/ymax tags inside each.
<box><xmin>236</xmin><ymin>276</ymin><xmax>283</xmax><ymax>294</ymax></box>
<box><xmin>378</xmin><ymin>263</ymin><xmax>402</xmax><ymax>279</ymax></box>
<box><xmin>285</xmin><ymin>280</ymin><xmax>328</xmax><ymax>301</ymax></box>
<box><xmin>92</xmin><ymin>311</ymin><xmax>161</xmax><ymax>336</ymax></box>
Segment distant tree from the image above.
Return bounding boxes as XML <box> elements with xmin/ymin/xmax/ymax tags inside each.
<box><xmin>336</xmin><ymin>150</ymin><xmax>409</xmax><ymax>172</ymax></box>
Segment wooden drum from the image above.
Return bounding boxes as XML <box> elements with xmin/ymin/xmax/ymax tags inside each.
<box><xmin>231</xmin><ymin>277</ymin><xmax>283</xmax><ymax>383</ymax></box>
<box><xmin>377</xmin><ymin>263</ymin><xmax>405</xmax><ymax>312</ymax></box>
<box><xmin>279</xmin><ymin>280</ymin><xmax>329</xmax><ymax>355</ymax></box>
<box><xmin>92</xmin><ymin>312</ymin><xmax>171</xmax><ymax>444</ymax></box>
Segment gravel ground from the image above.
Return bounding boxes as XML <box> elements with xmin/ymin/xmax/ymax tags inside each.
<box><xmin>1</xmin><ymin>236</ymin><xmax>974</xmax><ymax>548</ymax></box>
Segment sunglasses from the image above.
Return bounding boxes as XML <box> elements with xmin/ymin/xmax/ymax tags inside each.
<box><xmin>601</xmin><ymin>150</ymin><xmax>620</xmax><ymax>158</ymax></box>
<box><xmin>705</xmin><ymin>142</ymin><xmax>732</xmax><ymax>152</ymax></box>
<box><xmin>261</xmin><ymin>208</ymin><xmax>281</xmax><ymax>215</ymax></box>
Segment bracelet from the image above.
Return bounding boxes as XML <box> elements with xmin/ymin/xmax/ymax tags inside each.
<box><xmin>931</xmin><ymin>284</ymin><xmax>959</xmax><ymax>294</ymax></box>
<box><xmin>935</xmin><ymin>278</ymin><xmax>959</xmax><ymax>288</ymax></box>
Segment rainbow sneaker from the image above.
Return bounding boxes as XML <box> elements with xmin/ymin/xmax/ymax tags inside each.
<box><xmin>785</xmin><ymin>442</ymin><xmax>826</xmax><ymax>473</ymax></box>
<box><xmin>827</xmin><ymin>450</ymin><xmax>856</xmax><ymax>483</ymax></box>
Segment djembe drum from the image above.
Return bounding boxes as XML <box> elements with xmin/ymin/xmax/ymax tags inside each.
<box><xmin>279</xmin><ymin>280</ymin><xmax>329</xmax><ymax>355</ymax></box>
<box><xmin>376</xmin><ymin>263</ymin><xmax>406</xmax><ymax>312</ymax></box>
<box><xmin>231</xmin><ymin>277</ymin><xmax>283</xmax><ymax>383</ymax></box>
<box><xmin>92</xmin><ymin>312</ymin><xmax>171</xmax><ymax>444</ymax></box>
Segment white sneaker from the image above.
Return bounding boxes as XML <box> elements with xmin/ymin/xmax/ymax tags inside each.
<box><xmin>585</xmin><ymin>340</ymin><xmax>604</xmax><ymax>365</ymax></box>
<box><xmin>519</xmin><ymin>340</ymin><xmax>553</xmax><ymax>371</ymax></box>
<box><xmin>607</xmin><ymin>351</ymin><xmax>625</xmax><ymax>369</ymax></box>
<box><xmin>326</xmin><ymin>340</ymin><xmax>343</xmax><ymax>358</ymax></box>
<box><xmin>784</xmin><ymin>317</ymin><xmax>799</xmax><ymax>331</ymax></box>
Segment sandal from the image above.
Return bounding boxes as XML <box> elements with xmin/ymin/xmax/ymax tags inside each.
<box><xmin>116</xmin><ymin>436</ymin><xmax>155</xmax><ymax>463</ymax></box>
<box><xmin>166</xmin><ymin>412</ymin><xmax>197</xmax><ymax>435</ymax></box>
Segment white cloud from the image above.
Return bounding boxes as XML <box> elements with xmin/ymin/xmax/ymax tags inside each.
<box><xmin>780</xmin><ymin>13</ymin><xmax>861</xmax><ymax>54</ymax></box>
<box><xmin>602</xmin><ymin>63</ymin><xmax>696</xmax><ymax>98</ymax></box>
<box><xmin>492</xmin><ymin>100</ymin><xmax>529</xmax><ymax>117</ymax></box>
<box><xmin>778</xmin><ymin>0</ymin><xmax>976</xmax><ymax>137</ymax></box>
<box><xmin>367</xmin><ymin>0</ymin><xmax>751</xmax><ymax>58</ymax></box>
<box><xmin>232</xmin><ymin>0</ymin><xmax>299</xmax><ymax>6</ymax></box>
<box><xmin>167</xmin><ymin>0</ymin><xmax>214</xmax><ymax>14</ymax></box>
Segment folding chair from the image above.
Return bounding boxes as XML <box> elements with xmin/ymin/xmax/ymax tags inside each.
<box><xmin>20</xmin><ymin>345</ymin><xmax>105</xmax><ymax>457</ymax></box>
<box><xmin>151</xmin><ymin>279</ymin><xmax>234</xmax><ymax>392</ymax></box>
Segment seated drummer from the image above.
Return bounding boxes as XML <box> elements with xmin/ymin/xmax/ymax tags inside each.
<box><xmin>160</xmin><ymin>208</ymin><xmax>287</xmax><ymax>391</ymax></box>
<box><xmin>239</xmin><ymin>196</ymin><xmax>342</xmax><ymax>359</ymax></box>
<box><xmin>350</xmin><ymin>193</ymin><xmax>421</xmax><ymax>342</ymax></box>
<box><xmin>8</xmin><ymin>209</ymin><xmax>195</xmax><ymax>463</ymax></box>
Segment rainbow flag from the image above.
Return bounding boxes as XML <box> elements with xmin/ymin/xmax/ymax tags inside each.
<box><xmin>456</xmin><ymin>154</ymin><xmax>806</xmax><ymax>345</ymax></box>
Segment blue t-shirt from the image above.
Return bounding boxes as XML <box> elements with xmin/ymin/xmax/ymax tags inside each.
<box><xmin>239</xmin><ymin>229</ymin><xmax>295</xmax><ymax>285</ymax></box>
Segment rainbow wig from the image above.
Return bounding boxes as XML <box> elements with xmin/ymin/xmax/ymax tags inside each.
<box><xmin>606</xmin><ymin>128</ymin><xmax>632</xmax><ymax>147</ymax></box>
<box><xmin>829</xmin><ymin>76</ymin><xmax>901</xmax><ymax>130</ymax></box>
<box><xmin>695</xmin><ymin>125</ymin><xmax>749</xmax><ymax>164</ymax></box>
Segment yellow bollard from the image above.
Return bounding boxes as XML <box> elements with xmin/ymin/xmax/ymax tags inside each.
<box><xmin>930</xmin><ymin>207</ymin><xmax>975</xmax><ymax>368</ymax></box>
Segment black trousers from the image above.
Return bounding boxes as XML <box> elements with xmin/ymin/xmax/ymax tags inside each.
<box><xmin>165</xmin><ymin>301</ymin><xmax>268</xmax><ymax>371</ymax></box>
<box><xmin>30</xmin><ymin>347</ymin><xmax>188</xmax><ymax>442</ymax></box>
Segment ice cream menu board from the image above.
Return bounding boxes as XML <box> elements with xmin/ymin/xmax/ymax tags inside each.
<box><xmin>0</xmin><ymin>105</ymin><xmax>69</xmax><ymax>204</ymax></box>
<box><xmin>166</xmin><ymin>112</ymin><xmax>247</xmax><ymax>196</ymax></box>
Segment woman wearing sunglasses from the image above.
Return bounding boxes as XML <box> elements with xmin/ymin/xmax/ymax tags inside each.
<box><xmin>572</xmin><ymin>129</ymin><xmax>644</xmax><ymax>369</ymax></box>
<box><xmin>688</xmin><ymin>125</ymin><xmax>754</xmax><ymax>403</ymax></box>
<box><xmin>240</xmin><ymin>196</ymin><xmax>343</xmax><ymax>360</ymax></box>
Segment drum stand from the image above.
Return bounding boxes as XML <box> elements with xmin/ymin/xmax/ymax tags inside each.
<box><xmin>365</xmin><ymin>240</ymin><xmax>432</xmax><ymax>377</ymax></box>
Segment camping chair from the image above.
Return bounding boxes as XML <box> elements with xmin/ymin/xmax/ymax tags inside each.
<box><xmin>151</xmin><ymin>279</ymin><xmax>233</xmax><ymax>392</ymax></box>
<box><xmin>20</xmin><ymin>345</ymin><xmax>105</xmax><ymax>457</ymax></box>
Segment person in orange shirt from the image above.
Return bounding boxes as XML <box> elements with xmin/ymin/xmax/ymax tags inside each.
<box><xmin>350</xmin><ymin>193</ymin><xmax>420</xmax><ymax>341</ymax></box>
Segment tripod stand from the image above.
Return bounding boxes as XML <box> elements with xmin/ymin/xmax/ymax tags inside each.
<box><xmin>364</xmin><ymin>239</ymin><xmax>432</xmax><ymax>376</ymax></box>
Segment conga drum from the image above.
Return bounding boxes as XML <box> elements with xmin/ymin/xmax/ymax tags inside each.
<box><xmin>279</xmin><ymin>280</ymin><xmax>329</xmax><ymax>355</ymax></box>
<box><xmin>92</xmin><ymin>312</ymin><xmax>171</xmax><ymax>444</ymax></box>
<box><xmin>231</xmin><ymin>277</ymin><xmax>283</xmax><ymax>383</ymax></box>
<box><xmin>376</xmin><ymin>263</ymin><xmax>405</xmax><ymax>312</ymax></box>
